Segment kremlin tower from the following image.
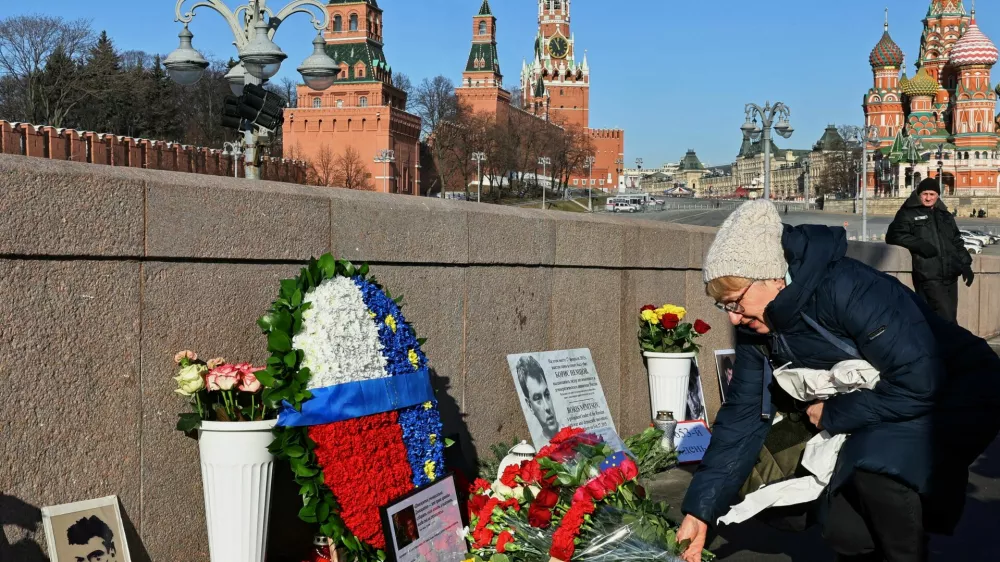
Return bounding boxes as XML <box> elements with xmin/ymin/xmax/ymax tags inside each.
<box><xmin>863</xmin><ymin>1</ymin><xmax>1000</xmax><ymax>195</ymax></box>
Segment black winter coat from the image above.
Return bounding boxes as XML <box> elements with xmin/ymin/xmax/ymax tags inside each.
<box><xmin>886</xmin><ymin>191</ymin><xmax>972</xmax><ymax>283</ymax></box>
<box><xmin>681</xmin><ymin>224</ymin><xmax>1000</xmax><ymax>533</ymax></box>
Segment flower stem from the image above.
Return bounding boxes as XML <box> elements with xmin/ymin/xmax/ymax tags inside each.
<box><xmin>195</xmin><ymin>393</ymin><xmax>205</xmax><ymax>419</ymax></box>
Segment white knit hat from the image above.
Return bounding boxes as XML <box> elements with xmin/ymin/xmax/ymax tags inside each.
<box><xmin>703</xmin><ymin>200</ymin><xmax>788</xmax><ymax>283</ymax></box>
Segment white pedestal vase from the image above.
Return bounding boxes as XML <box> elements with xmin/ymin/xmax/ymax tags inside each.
<box><xmin>198</xmin><ymin>419</ymin><xmax>277</xmax><ymax>562</ymax></box>
<box><xmin>643</xmin><ymin>351</ymin><xmax>695</xmax><ymax>421</ymax></box>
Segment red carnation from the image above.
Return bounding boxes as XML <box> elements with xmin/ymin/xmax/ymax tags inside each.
<box><xmin>472</xmin><ymin>527</ymin><xmax>494</xmax><ymax>549</ymax></box>
<box><xmin>534</xmin><ymin>488</ymin><xmax>559</xmax><ymax>509</ymax></box>
<box><xmin>471</xmin><ymin>478</ymin><xmax>492</xmax><ymax>494</ymax></box>
<box><xmin>572</xmin><ymin>486</ymin><xmax>591</xmax><ymax>504</ymax></box>
<box><xmin>694</xmin><ymin>319</ymin><xmax>712</xmax><ymax>334</ymax></box>
<box><xmin>550</xmin><ymin>532</ymin><xmax>575</xmax><ymax>561</ymax></box>
<box><xmin>519</xmin><ymin>459</ymin><xmax>545</xmax><ymax>485</ymax></box>
<box><xmin>528</xmin><ymin>503</ymin><xmax>553</xmax><ymax>528</ymax></box>
<box><xmin>620</xmin><ymin>457</ymin><xmax>639</xmax><ymax>481</ymax></box>
<box><xmin>661</xmin><ymin>313</ymin><xmax>679</xmax><ymax>330</ymax></box>
<box><xmin>496</xmin><ymin>530</ymin><xmax>514</xmax><ymax>554</ymax></box>
<box><xmin>640</xmin><ymin>304</ymin><xmax>656</xmax><ymax>312</ymax></box>
<box><xmin>500</xmin><ymin>464</ymin><xmax>520</xmax><ymax>487</ymax></box>
<box><xmin>550</xmin><ymin>426</ymin><xmax>585</xmax><ymax>445</ymax></box>
<box><xmin>468</xmin><ymin>493</ymin><xmax>489</xmax><ymax>517</ymax></box>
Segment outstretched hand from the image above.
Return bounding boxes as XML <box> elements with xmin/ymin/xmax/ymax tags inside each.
<box><xmin>677</xmin><ymin>514</ymin><xmax>708</xmax><ymax>562</ymax></box>
<box><xmin>807</xmin><ymin>402</ymin><xmax>824</xmax><ymax>429</ymax></box>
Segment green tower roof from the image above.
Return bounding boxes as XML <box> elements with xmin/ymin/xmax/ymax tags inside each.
<box><xmin>478</xmin><ymin>0</ymin><xmax>493</xmax><ymax>16</ymax></box>
<box><xmin>678</xmin><ymin>149</ymin><xmax>705</xmax><ymax>171</ymax></box>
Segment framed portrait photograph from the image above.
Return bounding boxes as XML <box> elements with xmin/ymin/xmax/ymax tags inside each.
<box><xmin>379</xmin><ymin>474</ymin><xmax>468</xmax><ymax>562</ymax></box>
<box><xmin>715</xmin><ymin>349</ymin><xmax>737</xmax><ymax>405</ymax></box>
<box><xmin>42</xmin><ymin>496</ymin><xmax>131</xmax><ymax>562</ymax></box>
<box><xmin>686</xmin><ymin>362</ymin><xmax>707</xmax><ymax>423</ymax></box>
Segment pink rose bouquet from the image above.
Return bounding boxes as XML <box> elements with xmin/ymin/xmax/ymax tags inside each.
<box><xmin>172</xmin><ymin>350</ymin><xmax>273</xmax><ymax>432</ymax></box>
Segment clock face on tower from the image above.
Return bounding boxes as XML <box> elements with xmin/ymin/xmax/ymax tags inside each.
<box><xmin>548</xmin><ymin>36</ymin><xmax>569</xmax><ymax>59</ymax></box>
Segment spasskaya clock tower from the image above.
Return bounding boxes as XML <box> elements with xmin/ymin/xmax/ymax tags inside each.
<box><xmin>521</xmin><ymin>0</ymin><xmax>590</xmax><ymax>128</ymax></box>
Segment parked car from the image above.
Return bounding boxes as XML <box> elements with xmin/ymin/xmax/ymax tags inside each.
<box><xmin>610</xmin><ymin>201</ymin><xmax>640</xmax><ymax>213</ymax></box>
<box><xmin>962</xmin><ymin>236</ymin><xmax>984</xmax><ymax>248</ymax></box>
<box><xmin>965</xmin><ymin>241</ymin><xmax>983</xmax><ymax>254</ymax></box>
<box><xmin>960</xmin><ymin>230</ymin><xmax>992</xmax><ymax>246</ymax></box>
<box><xmin>969</xmin><ymin>230</ymin><xmax>999</xmax><ymax>244</ymax></box>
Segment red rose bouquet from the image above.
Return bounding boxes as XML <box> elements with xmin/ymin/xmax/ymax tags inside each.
<box><xmin>466</xmin><ymin>427</ymin><xmax>714</xmax><ymax>562</ymax></box>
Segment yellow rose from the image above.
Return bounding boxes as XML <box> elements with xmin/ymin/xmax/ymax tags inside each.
<box><xmin>174</xmin><ymin>364</ymin><xmax>207</xmax><ymax>396</ymax></box>
<box><xmin>656</xmin><ymin>304</ymin><xmax>687</xmax><ymax>321</ymax></box>
<box><xmin>641</xmin><ymin>309</ymin><xmax>659</xmax><ymax>323</ymax></box>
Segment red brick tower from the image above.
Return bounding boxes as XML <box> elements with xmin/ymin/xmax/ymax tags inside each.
<box><xmin>455</xmin><ymin>0</ymin><xmax>512</xmax><ymax>115</ymax></box>
<box><xmin>521</xmin><ymin>0</ymin><xmax>590</xmax><ymax>128</ymax></box>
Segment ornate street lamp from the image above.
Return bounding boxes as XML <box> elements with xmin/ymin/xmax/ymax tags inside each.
<box><xmin>538</xmin><ymin>156</ymin><xmax>551</xmax><ymax>210</ymax></box>
<box><xmin>165</xmin><ymin>1</ymin><xmax>339</xmax><ymax>179</ymax></box>
<box><xmin>741</xmin><ymin>101</ymin><xmax>793</xmax><ymax>200</ymax></box>
<box><xmin>845</xmin><ymin>125</ymin><xmax>881</xmax><ymax>240</ymax></box>
<box><xmin>585</xmin><ymin>155</ymin><xmax>596</xmax><ymax>212</ymax></box>
<box><xmin>472</xmin><ymin>152</ymin><xmax>487</xmax><ymax>203</ymax></box>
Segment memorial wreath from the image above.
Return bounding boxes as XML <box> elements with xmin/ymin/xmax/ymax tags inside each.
<box><xmin>256</xmin><ymin>254</ymin><xmax>446</xmax><ymax>560</ymax></box>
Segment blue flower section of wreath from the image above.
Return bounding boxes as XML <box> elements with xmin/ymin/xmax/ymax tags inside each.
<box><xmin>353</xmin><ymin>277</ymin><xmax>442</xmax><ymax>485</ymax></box>
<box><xmin>353</xmin><ymin>277</ymin><xmax>428</xmax><ymax>377</ymax></box>
<box><xmin>399</xmin><ymin>403</ymin><xmax>446</xmax><ymax>487</ymax></box>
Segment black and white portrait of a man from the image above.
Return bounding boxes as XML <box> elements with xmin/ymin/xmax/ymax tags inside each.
<box><xmin>516</xmin><ymin>356</ymin><xmax>562</xmax><ymax>443</ymax></box>
<box><xmin>42</xmin><ymin>496</ymin><xmax>130</xmax><ymax>562</ymax></box>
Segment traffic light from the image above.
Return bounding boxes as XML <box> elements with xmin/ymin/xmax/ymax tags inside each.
<box><xmin>240</xmin><ymin>84</ymin><xmax>287</xmax><ymax>133</ymax></box>
<box><xmin>221</xmin><ymin>95</ymin><xmax>243</xmax><ymax>131</ymax></box>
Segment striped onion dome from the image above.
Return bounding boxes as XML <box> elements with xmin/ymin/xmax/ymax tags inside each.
<box><xmin>870</xmin><ymin>30</ymin><xmax>905</xmax><ymax>68</ymax></box>
<box><xmin>950</xmin><ymin>19</ymin><xmax>999</xmax><ymax>67</ymax></box>
<box><xmin>902</xmin><ymin>67</ymin><xmax>941</xmax><ymax>97</ymax></box>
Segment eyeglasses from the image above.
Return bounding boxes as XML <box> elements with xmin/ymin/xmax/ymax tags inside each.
<box><xmin>715</xmin><ymin>280</ymin><xmax>756</xmax><ymax>314</ymax></box>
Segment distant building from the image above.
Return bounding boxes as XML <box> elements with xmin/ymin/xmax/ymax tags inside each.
<box><xmin>863</xmin><ymin>1</ymin><xmax>1000</xmax><ymax>195</ymax></box>
<box><xmin>283</xmin><ymin>0</ymin><xmax>422</xmax><ymax>194</ymax></box>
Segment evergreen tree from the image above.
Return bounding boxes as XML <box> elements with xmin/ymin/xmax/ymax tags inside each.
<box><xmin>76</xmin><ymin>30</ymin><xmax>123</xmax><ymax>132</ymax></box>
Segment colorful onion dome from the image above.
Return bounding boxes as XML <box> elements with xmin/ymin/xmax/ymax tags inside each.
<box><xmin>950</xmin><ymin>19</ymin><xmax>999</xmax><ymax>66</ymax></box>
<box><xmin>902</xmin><ymin>67</ymin><xmax>940</xmax><ymax>97</ymax></box>
<box><xmin>870</xmin><ymin>30</ymin><xmax>905</xmax><ymax>68</ymax></box>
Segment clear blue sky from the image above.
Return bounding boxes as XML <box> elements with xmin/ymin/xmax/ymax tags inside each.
<box><xmin>10</xmin><ymin>1</ymin><xmax>999</xmax><ymax>166</ymax></box>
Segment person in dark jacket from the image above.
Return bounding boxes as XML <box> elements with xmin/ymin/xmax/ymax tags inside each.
<box><xmin>677</xmin><ymin>200</ymin><xmax>1000</xmax><ymax>562</ymax></box>
<box><xmin>886</xmin><ymin>178</ymin><xmax>973</xmax><ymax>323</ymax></box>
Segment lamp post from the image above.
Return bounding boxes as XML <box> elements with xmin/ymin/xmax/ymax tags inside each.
<box><xmin>803</xmin><ymin>159</ymin><xmax>811</xmax><ymax>206</ymax></box>
<box><xmin>740</xmin><ymin>101</ymin><xmax>794</xmax><ymax>200</ymax></box>
<box><xmin>472</xmin><ymin>151</ymin><xmax>487</xmax><ymax>203</ymax></box>
<box><xmin>165</xmin><ymin>0</ymin><xmax>339</xmax><ymax>180</ymax></box>
<box><xmin>585</xmin><ymin>155</ymin><xmax>596</xmax><ymax>212</ymax></box>
<box><xmin>845</xmin><ymin>125</ymin><xmax>880</xmax><ymax>240</ymax></box>
<box><xmin>635</xmin><ymin>158</ymin><xmax>643</xmax><ymax>191</ymax></box>
<box><xmin>375</xmin><ymin>149</ymin><xmax>396</xmax><ymax>193</ymax></box>
<box><xmin>222</xmin><ymin>141</ymin><xmax>244</xmax><ymax>178</ymax></box>
<box><xmin>936</xmin><ymin>143</ymin><xmax>946</xmax><ymax>195</ymax></box>
<box><xmin>538</xmin><ymin>156</ymin><xmax>551</xmax><ymax>210</ymax></box>
<box><xmin>615</xmin><ymin>157</ymin><xmax>624</xmax><ymax>191</ymax></box>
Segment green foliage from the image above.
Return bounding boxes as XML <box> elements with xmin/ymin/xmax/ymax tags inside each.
<box><xmin>259</xmin><ymin>254</ymin><xmax>388</xmax><ymax>562</ymax></box>
<box><xmin>625</xmin><ymin>427</ymin><xmax>678</xmax><ymax>479</ymax></box>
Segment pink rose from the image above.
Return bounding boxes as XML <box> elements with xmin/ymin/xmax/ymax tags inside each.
<box><xmin>208</xmin><ymin>364</ymin><xmax>239</xmax><ymax>391</ymax></box>
<box><xmin>239</xmin><ymin>372</ymin><xmax>262</xmax><ymax>393</ymax></box>
<box><xmin>236</xmin><ymin>363</ymin><xmax>265</xmax><ymax>393</ymax></box>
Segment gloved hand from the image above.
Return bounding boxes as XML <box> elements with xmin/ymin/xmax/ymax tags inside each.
<box><xmin>962</xmin><ymin>265</ymin><xmax>975</xmax><ymax>287</ymax></box>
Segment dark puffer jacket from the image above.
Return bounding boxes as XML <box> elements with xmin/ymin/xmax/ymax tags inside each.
<box><xmin>681</xmin><ymin>224</ymin><xmax>1000</xmax><ymax>532</ymax></box>
<box><xmin>886</xmin><ymin>191</ymin><xmax>971</xmax><ymax>283</ymax></box>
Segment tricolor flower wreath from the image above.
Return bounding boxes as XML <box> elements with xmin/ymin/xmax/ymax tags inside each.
<box><xmin>256</xmin><ymin>255</ymin><xmax>446</xmax><ymax>560</ymax></box>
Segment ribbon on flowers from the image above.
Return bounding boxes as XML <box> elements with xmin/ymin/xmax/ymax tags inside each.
<box><xmin>276</xmin><ymin>368</ymin><xmax>435</xmax><ymax>427</ymax></box>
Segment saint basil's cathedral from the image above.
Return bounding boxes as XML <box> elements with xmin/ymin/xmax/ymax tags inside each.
<box><xmin>865</xmin><ymin>0</ymin><xmax>1000</xmax><ymax>195</ymax></box>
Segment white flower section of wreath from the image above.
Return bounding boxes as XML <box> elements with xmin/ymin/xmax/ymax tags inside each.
<box><xmin>294</xmin><ymin>276</ymin><xmax>388</xmax><ymax>389</ymax></box>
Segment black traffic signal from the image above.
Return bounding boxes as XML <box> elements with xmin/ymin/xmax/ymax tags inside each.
<box><xmin>240</xmin><ymin>84</ymin><xmax>287</xmax><ymax>132</ymax></box>
<box><xmin>221</xmin><ymin>95</ymin><xmax>243</xmax><ymax>131</ymax></box>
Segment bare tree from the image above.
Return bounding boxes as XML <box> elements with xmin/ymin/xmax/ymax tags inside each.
<box><xmin>813</xmin><ymin>125</ymin><xmax>862</xmax><ymax>198</ymax></box>
<box><xmin>0</xmin><ymin>14</ymin><xmax>94</xmax><ymax>125</ymax></box>
<box><xmin>393</xmin><ymin>72</ymin><xmax>413</xmax><ymax>109</ymax></box>
<box><xmin>334</xmin><ymin>145</ymin><xmax>374</xmax><ymax>191</ymax></box>
<box><xmin>508</xmin><ymin>85</ymin><xmax>523</xmax><ymax>109</ymax></box>
<box><xmin>309</xmin><ymin>144</ymin><xmax>337</xmax><ymax>186</ymax></box>
<box><xmin>412</xmin><ymin>75</ymin><xmax>458</xmax><ymax>139</ymax></box>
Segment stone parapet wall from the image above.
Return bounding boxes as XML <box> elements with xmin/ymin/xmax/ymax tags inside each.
<box><xmin>823</xmin><ymin>195</ymin><xmax>1000</xmax><ymax>217</ymax></box>
<box><xmin>2</xmin><ymin>154</ymin><xmax>998</xmax><ymax>561</ymax></box>
<box><xmin>0</xmin><ymin>120</ymin><xmax>308</xmax><ymax>184</ymax></box>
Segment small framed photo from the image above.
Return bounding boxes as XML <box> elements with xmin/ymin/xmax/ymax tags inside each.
<box><xmin>715</xmin><ymin>349</ymin><xmax>737</xmax><ymax>405</ymax></box>
<box><xmin>42</xmin><ymin>496</ymin><xmax>131</xmax><ymax>562</ymax></box>
<box><xmin>380</xmin><ymin>474</ymin><xmax>468</xmax><ymax>562</ymax></box>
